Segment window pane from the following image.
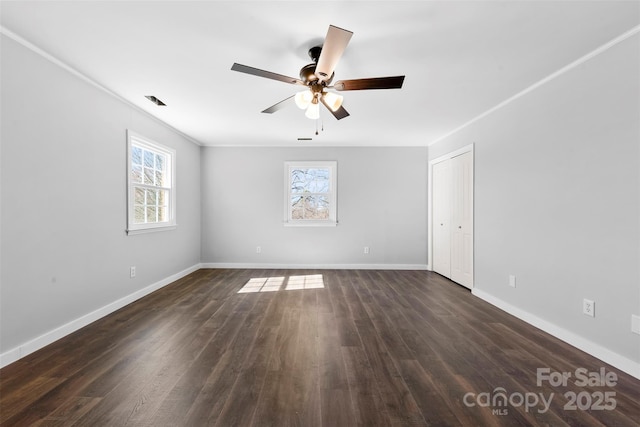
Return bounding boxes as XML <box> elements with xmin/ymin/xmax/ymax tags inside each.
<box><xmin>144</xmin><ymin>150</ymin><xmax>154</xmax><ymax>168</ymax></box>
<box><xmin>131</xmin><ymin>165</ymin><xmax>143</xmax><ymax>184</ymax></box>
<box><xmin>134</xmin><ymin>205</ymin><xmax>145</xmax><ymax>223</ymax></box>
<box><xmin>303</xmin><ymin>196</ymin><xmax>315</xmax><ymax>219</ymax></box>
<box><xmin>290</xmin><ymin>195</ymin><xmax>330</xmax><ymax>220</ymax></box>
<box><xmin>156</xmin><ymin>154</ymin><xmax>165</xmax><ymax>171</ymax></box>
<box><xmin>290</xmin><ymin>169</ymin><xmax>307</xmax><ymax>193</ymax></box>
<box><xmin>132</xmin><ymin>146</ymin><xmax>142</xmax><ymax>165</ymax></box>
<box><xmin>134</xmin><ymin>187</ymin><xmax>144</xmax><ymax>205</ymax></box>
<box><xmin>291</xmin><ymin>196</ymin><xmax>303</xmax><ymax>219</ymax></box>
<box><xmin>291</xmin><ymin>168</ymin><xmax>330</xmax><ymax>193</ymax></box>
<box><xmin>158</xmin><ymin>190</ymin><xmax>166</xmax><ymax>206</ymax></box>
<box><xmin>308</xmin><ymin>168</ymin><xmax>330</xmax><ymax>193</ymax></box>
<box><xmin>146</xmin><ymin>206</ymin><xmax>157</xmax><ymax>223</ymax></box>
<box><xmin>147</xmin><ymin>189</ymin><xmax>157</xmax><ymax>205</ymax></box>
<box><xmin>316</xmin><ymin>196</ymin><xmax>329</xmax><ymax>219</ymax></box>
<box><xmin>292</xmin><ymin>206</ymin><xmax>304</xmax><ymax>219</ymax></box>
<box><xmin>157</xmin><ymin>207</ymin><xmax>166</xmax><ymax>222</ymax></box>
<box><xmin>155</xmin><ymin>170</ymin><xmax>164</xmax><ymax>186</ymax></box>
<box><xmin>144</xmin><ymin>167</ymin><xmax>154</xmax><ymax>185</ymax></box>
<box><xmin>304</xmin><ymin>196</ymin><xmax>329</xmax><ymax>220</ymax></box>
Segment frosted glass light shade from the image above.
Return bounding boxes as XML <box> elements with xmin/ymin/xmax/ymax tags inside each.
<box><xmin>322</xmin><ymin>92</ymin><xmax>344</xmax><ymax>112</ymax></box>
<box><xmin>305</xmin><ymin>102</ymin><xmax>320</xmax><ymax>119</ymax></box>
<box><xmin>294</xmin><ymin>91</ymin><xmax>313</xmax><ymax>109</ymax></box>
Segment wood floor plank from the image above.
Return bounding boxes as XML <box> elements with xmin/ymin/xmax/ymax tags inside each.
<box><xmin>351</xmin><ymin>316</ymin><xmax>427</xmax><ymax>426</ymax></box>
<box><xmin>32</xmin><ymin>397</ymin><xmax>102</xmax><ymax>427</ymax></box>
<box><xmin>0</xmin><ymin>375</ymin><xmax>66</xmax><ymax>424</ymax></box>
<box><xmin>250</xmin><ymin>284</ymin><xmax>323</xmax><ymax>426</ymax></box>
<box><xmin>1</xmin><ymin>268</ymin><xmax>639</xmax><ymax>426</ymax></box>
<box><xmin>341</xmin><ymin>345</ymin><xmax>392</xmax><ymax>427</ymax></box>
<box><xmin>397</xmin><ymin>359</ymin><xmax>468</xmax><ymax>426</ymax></box>
<box><xmin>214</xmin><ymin>324</ymin><xmax>279</xmax><ymax>427</ymax></box>
<box><xmin>170</xmin><ymin>295</ymin><xmax>264</xmax><ymax>425</ymax></box>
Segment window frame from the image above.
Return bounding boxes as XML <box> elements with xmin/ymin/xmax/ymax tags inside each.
<box><xmin>284</xmin><ymin>161</ymin><xmax>337</xmax><ymax>227</ymax></box>
<box><xmin>126</xmin><ymin>130</ymin><xmax>176</xmax><ymax>235</ymax></box>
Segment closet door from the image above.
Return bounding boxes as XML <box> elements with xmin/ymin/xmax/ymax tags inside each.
<box><xmin>450</xmin><ymin>151</ymin><xmax>473</xmax><ymax>289</ymax></box>
<box><xmin>432</xmin><ymin>160</ymin><xmax>451</xmax><ymax>277</ymax></box>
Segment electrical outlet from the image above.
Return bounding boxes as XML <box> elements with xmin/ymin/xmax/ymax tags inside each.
<box><xmin>364</xmin><ymin>246</ymin><xmax>370</xmax><ymax>254</ymax></box>
<box><xmin>632</xmin><ymin>315</ymin><xmax>640</xmax><ymax>335</ymax></box>
<box><xmin>130</xmin><ymin>266</ymin><xmax>136</xmax><ymax>278</ymax></box>
<box><xmin>583</xmin><ymin>299</ymin><xmax>595</xmax><ymax>317</ymax></box>
<box><xmin>256</xmin><ymin>246</ymin><xmax>261</xmax><ymax>254</ymax></box>
<box><xmin>508</xmin><ymin>275</ymin><xmax>516</xmax><ymax>288</ymax></box>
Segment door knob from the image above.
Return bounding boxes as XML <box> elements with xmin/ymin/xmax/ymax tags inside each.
<box><xmin>458</xmin><ymin>226</ymin><xmax>462</xmax><ymax>229</ymax></box>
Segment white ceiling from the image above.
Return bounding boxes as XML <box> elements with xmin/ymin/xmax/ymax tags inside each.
<box><xmin>1</xmin><ymin>1</ymin><xmax>638</xmax><ymax>147</ymax></box>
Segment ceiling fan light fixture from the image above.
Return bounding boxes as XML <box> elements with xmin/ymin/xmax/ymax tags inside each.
<box><xmin>231</xmin><ymin>25</ymin><xmax>404</xmax><ymax>122</ymax></box>
<box><xmin>305</xmin><ymin>100</ymin><xmax>320</xmax><ymax>120</ymax></box>
<box><xmin>294</xmin><ymin>90</ymin><xmax>313</xmax><ymax>109</ymax></box>
<box><xmin>322</xmin><ymin>91</ymin><xmax>343</xmax><ymax>112</ymax></box>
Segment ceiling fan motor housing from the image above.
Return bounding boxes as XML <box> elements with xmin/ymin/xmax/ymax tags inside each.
<box><xmin>308</xmin><ymin>46</ymin><xmax>322</xmax><ymax>62</ymax></box>
<box><xmin>299</xmin><ymin>63</ymin><xmax>318</xmax><ymax>82</ymax></box>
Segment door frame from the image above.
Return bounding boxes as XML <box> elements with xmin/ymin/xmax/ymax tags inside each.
<box><xmin>427</xmin><ymin>144</ymin><xmax>474</xmax><ymax>284</ymax></box>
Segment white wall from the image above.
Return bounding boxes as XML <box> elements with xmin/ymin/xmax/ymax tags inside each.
<box><xmin>0</xmin><ymin>35</ymin><xmax>201</xmax><ymax>361</ymax></box>
<box><xmin>201</xmin><ymin>146</ymin><xmax>428</xmax><ymax>268</ymax></box>
<box><xmin>429</xmin><ymin>33</ymin><xmax>640</xmax><ymax>371</ymax></box>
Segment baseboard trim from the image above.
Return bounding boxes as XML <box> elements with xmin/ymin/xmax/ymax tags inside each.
<box><xmin>200</xmin><ymin>262</ymin><xmax>429</xmax><ymax>271</ymax></box>
<box><xmin>0</xmin><ymin>263</ymin><xmax>202</xmax><ymax>369</ymax></box>
<box><xmin>472</xmin><ymin>288</ymin><xmax>640</xmax><ymax>380</ymax></box>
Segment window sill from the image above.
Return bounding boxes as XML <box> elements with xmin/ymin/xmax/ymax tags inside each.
<box><xmin>284</xmin><ymin>221</ymin><xmax>338</xmax><ymax>227</ymax></box>
<box><xmin>126</xmin><ymin>225</ymin><xmax>177</xmax><ymax>235</ymax></box>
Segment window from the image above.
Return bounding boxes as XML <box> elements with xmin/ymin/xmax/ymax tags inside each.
<box><xmin>284</xmin><ymin>161</ymin><xmax>337</xmax><ymax>226</ymax></box>
<box><xmin>127</xmin><ymin>130</ymin><xmax>176</xmax><ymax>234</ymax></box>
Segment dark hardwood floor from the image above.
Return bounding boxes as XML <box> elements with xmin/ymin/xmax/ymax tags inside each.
<box><xmin>1</xmin><ymin>269</ymin><xmax>639</xmax><ymax>426</ymax></box>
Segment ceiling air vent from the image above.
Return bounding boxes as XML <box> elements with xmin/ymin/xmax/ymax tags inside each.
<box><xmin>145</xmin><ymin>95</ymin><xmax>166</xmax><ymax>106</ymax></box>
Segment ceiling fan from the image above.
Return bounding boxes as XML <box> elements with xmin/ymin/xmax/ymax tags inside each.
<box><xmin>231</xmin><ymin>25</ymin><xmax>405</xmax><ymax>121</ymax></box>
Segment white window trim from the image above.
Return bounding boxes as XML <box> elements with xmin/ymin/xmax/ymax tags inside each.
<box><xmin>284</xmin><ymin>161</ymin><xmax>338</xmax><ymax>227</ymax></box>
<box><xmin>126</xmin><ymin>130</ymin><xmax>176</xmax><ymax>235</ymax></box>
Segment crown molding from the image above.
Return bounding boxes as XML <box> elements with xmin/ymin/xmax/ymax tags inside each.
<box><xmin>429</xmin><ymin>24</ymin><xmax>640</xmax><ymax>146</ymax></box>
<box><xmin>0</xmin><ymin>25</ymin><xmax>203</xmax><ymax>147</ymax></box>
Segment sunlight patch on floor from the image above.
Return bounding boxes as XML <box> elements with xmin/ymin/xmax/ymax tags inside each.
<box><xmin>238</xmin><ymin>274</ymin><xmax>325</xmax><ymax>293</ymax></box>
<box><xmin>285</xmin><ymin>274</ymin><xmax>324</xmax><ymax>290</ymax></box>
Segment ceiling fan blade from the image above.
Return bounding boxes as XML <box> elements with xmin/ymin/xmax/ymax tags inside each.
<box><xmin>320</xmin><ymin>97</ymin><xmax>350</xmax><ymax>120</ymax></box>
<box><xmin>262</xmin><ymin>95</ymin><xmax>295</xmax><ymax>114</ymax></box>
<box><xmin>333</xmin><ymin>76</ymin><xmax>405</xmax><ymax>91</ymax></box>
<box><xmin>231</xmin><ymin>63</ymin><xmax>305</xmax><ymax>86</ymax></box>
<box><xmin>315</xmin><ymin>25</ymin><xmax>353</xmax><ymax>82</ymax></box>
